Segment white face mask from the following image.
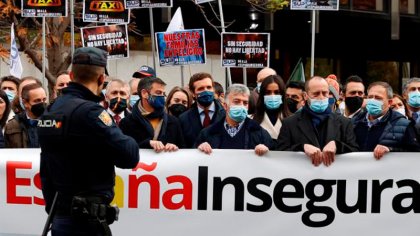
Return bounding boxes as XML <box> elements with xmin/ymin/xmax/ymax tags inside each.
<box><xmin>394</xmin><ymin>107</ymin><xmax>406</xmax><ymax>116</ymax></box>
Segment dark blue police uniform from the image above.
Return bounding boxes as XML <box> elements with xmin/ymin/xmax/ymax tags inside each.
<box><xmin>38</xmin><ymin>47</ymin><xmax>139</xmax><ymax>236</ymax></box>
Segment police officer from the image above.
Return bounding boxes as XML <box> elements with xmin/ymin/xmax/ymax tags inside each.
<box><xmin>38</xmin><ymin>47</ymin><xmax>140</xmax><ymax>236</ymax></box>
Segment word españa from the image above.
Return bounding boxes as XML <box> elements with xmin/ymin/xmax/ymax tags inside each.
<box><xmin>89</xmin><ymin>1</ymin><xmax>125</xmax><ymax>12</ymax></box>
<box><xmin>6</xmin><ymin>162</ymin><xmax>420</xmax><ymax>228</ymax></box>
<box><xmin>27</xmin><ymin>0</ymin><xmax>61</xmax><ymax>6</ymax></box>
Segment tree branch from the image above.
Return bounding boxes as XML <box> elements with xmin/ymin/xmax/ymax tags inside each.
<box><xmin>12</xmin><ymin>13</ymin><xmax>55</xmax><ymax>85</ymax></box>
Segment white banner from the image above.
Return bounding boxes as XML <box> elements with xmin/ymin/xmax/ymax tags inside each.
<box><xmin>9</xmin><ymin>23</ymin><xmax>23</xmax><ymax>78</ymax></box>
<box><xmin>0</xmin><ymin>149</ymin><xmax>419</xmax><ymax>236</ymax></box>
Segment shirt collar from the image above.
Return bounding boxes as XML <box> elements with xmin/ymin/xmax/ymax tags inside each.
<box><xmin>198</xmin><ymin>102</ymin><xmax>215</xmax><ymax>114</ymax></box>
<box><xmin>366</xmin><ymin>113</ymin><xmax>384</xmax><ymax>127</ymax></box>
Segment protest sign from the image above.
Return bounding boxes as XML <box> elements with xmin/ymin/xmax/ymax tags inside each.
<box><xmin>125</xmin><ymin>0</ymin><xmax>172</xmax><ymax>9</ymax></box>
<box><xmin>290</xmin><ymin>0</ymin><xmax>339</xmax><ymax>10</ymax></box>
<box><xmin>221</xmin><ymin>32</ymin><xmax>270</xmax><ymax>68</ymax></box>
<box><xmin>156</xmin><ymin>29</ymin><xmax>206</xmax><ymax>66</ymax></box>
<box><xmin>21</xmin><ymin>0</ymin><xmax>67</xmax><ymax>17</ymax></box>
<box><xmin>81</xmin><ymin>24</ymin><xmax>129</xmax><ymax>59</ymax></box>
<box><xmin>83</xmin><ymin>0</ymin><xmax>130</xmax><ymax>23</ymax></box>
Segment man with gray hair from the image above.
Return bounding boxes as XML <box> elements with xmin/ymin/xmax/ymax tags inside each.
<box><xmin>105</xmin><ymin>78</ymin><xmax>130</xmax><ymax>126</ymax></box>
<box><xmin>353</xmin><ymin>81</ymin><xmax>420</xmax><ymax>159</ymax></box>
<box><xmin>403</xmin><ymin>78</ymin><xmax>420</xmax><ymax>126</ymax></box>
<box><xmin>195</xmin><ymin>83</ymin><xmax>273</xmax><ymax>156</ymax></box>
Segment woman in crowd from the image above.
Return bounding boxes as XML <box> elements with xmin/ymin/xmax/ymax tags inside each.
<box><xmin>165</xmin><ymin>86</ymin><xmax>193</xmax><ymax>117</ymax></box>
<box><xmin>0</xmin><ymin>90</ymin><xmax>11</xmax><ymax>148</ymax></box>
<box><xmin>253</xmin><ymin>75</ymin><xmax>291</xmax><ymax>140</ymax></box>
<box><xmin>391</xmin><ymin>93</ymin><xmax>410</xmax><ymax>118</ymax></box>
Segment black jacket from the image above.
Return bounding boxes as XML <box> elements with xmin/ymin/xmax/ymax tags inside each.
<box><xmin>119</xmin><ymin>104</ymin><xmax>185</xmax><ymax>148</ymax></box>
<box><xmin>38</xmin><ymin>83</ymin><xmax>139</xmax><ymax>212</ymax></box>
<box><xmin>179</xmin><ymin>101</ymin><xmax>225</xmax><ymax>148</ymax></box>
<box><xmin>277</xmin><ymin>109</ymin><xmax>359</xmax><ymax>153</ymax></box>
<box><xmin>194</xmin><ymin>117</ymin><xmax>275</xmax><ymax>150</ymax></box>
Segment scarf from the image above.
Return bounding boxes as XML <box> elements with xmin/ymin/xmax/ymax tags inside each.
<box><xmin>303</xmin><ymin>105</ymin><xmax>332</xmax><ymax>128</ymax></box>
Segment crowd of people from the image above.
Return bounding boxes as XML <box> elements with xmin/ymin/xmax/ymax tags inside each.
<box><xmin>1</xmin><ymin>59</ymin><xmax>420</xmax><ymax>162</ymax></box>
<box><xmin>1</xmin><ymin>47</ymin><xmax>420</xmax><ymax>235</ymax></box>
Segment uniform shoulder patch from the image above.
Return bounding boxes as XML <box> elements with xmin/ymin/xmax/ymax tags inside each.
<box><xmin>98</xmin><ymin>110</ymin><xmax>113</xmax><ymax>126</ymax></box>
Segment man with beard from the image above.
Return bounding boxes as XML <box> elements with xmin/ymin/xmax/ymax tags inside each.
<box><xmin>342</xmin><ymin>75</ymin><xmax>365</xmax><ymax>119</ymax></box>
<box><xmin>119</xmin><ymin>76</ymin><xmax>185</xmax><ymax>152</ymax></box>
<box><xmin>285</xmin><ymin>81</ymin><xmax>306</xmax><ymax>114</ymax></box>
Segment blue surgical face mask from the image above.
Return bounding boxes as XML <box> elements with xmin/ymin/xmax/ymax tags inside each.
<box><xmin>366</xmin><ymin>99</ymin><xmax>384</xmax><ymax>116</ymax></box>
<box><xmin>129</xmin><ymin>95</ymin><xmax>140</xmax><ymax>107</ymax></box>
<box><xmin>328</xmin><ymin>97</ymin><xmax>336</xmax><ymax>106</ymax></box>
<box><xmin>264</xmin><ymin>95</ymin><xmax>282</xmax><ymax>110</ymax></box>
<box><xmin>309</xmin><ymin>98</ymin><xmax>329</xmax><ymax>113</ymax></box>
<box><xmin>408</xmin><ymin>91</ymin><xmax>420</xmax><ymax>108</ymax></box>
<box><xmin>148</xmin><ymin>94</ymin><xmax>165</xmax><ymax>110</ymax></box>
<box><xmin>197</xmin><ymin>91</ymin><xmax>214</xmax><ymax>107</ymax></box>
<box><xmin>4</xmin><ymin>90</ymin><xmax>15</xmax><ymax>102</ymax></box>
<box><xmin>229</xmin><ymin>105</ymin><xmax>248</xmax><ymax>122</ymax></box>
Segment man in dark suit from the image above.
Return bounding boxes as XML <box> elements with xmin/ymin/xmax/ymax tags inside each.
<box><xmin>179</xmin><ymin>72</ymin><xmax>225</xmax><ymax>148</ymax></box>
<box><xmin>277</xmin><ymin>76</ymin><xmax>359</xmax><ymax>166</ymax></box>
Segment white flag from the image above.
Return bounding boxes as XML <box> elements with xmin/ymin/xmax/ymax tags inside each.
<box><xmin>9</xmin><ymin>23</ymin><xmax>23</xmax><ymax>78</ymax></box>
<box><xmin>166</xmin><ymin>7</ymin><xmax>184</xmax><ymax>32</ymax></box>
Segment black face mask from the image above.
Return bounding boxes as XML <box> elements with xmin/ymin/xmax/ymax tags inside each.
<box><xmin>109</xmin><ymin>97</ymin><xmax>128</xmax><ymax>114</ymax></box>
<box><xmin>31</xmin><ymin>102</ymin><xmax>46</xmax><ymax>117</ymax></box>
<box><xmin>345</xmin><ymin>96</ymin><xmax>364</xmax><ymax>114</ymax></box>
<box><xmin>168</xmin><ymin>104</ymin><xmax>187</xmax><ymax>117</ymax></box>
<box><xmin>286</xmin><ymin>98</ymin><xmax>299</xmax><ymax>113</ymax></box>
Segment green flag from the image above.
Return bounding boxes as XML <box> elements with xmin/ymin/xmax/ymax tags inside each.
<box><xmin>289</xmin><ymin>58</ymin><xmax>305</xmax><ymax>82</ymax></box>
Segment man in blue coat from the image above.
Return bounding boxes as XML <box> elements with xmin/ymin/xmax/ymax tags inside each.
<box><xmin>353</xmin><ymin>81</ymin><xmax>420</xmax><ymax>159</ymax></box>
<box><xmin>194</xmin><ymin>84</ymin><xmax>273</xmax><ymax>156</ymax></box>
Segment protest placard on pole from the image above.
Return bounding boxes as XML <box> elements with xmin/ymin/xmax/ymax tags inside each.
<box><xmin>21</xmin><ymin>0</ymin><xmax>68</xmax><ymax>17</ymax></box>
<box><xmin>156</xmin><ymin>29</ymin><xmax>206</xmax><ymax>67</ymax></box>
<box><xmin>221</xmin><ymin>32</ymin><xmax>270</xmax><ymax>68</ymax></box>
<box><xmin>83</xmin><ymin>0</ymin><xmax>130</xmax><ymax>23</ymax></box>
<box><xmin>81</xmin><ymin>24</ymin><xmax>130</xmax><ymax>59</ymax></box>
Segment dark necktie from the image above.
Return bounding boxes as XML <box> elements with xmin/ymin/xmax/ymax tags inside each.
<box><xmin>114</xmin><ymin>114</ymin><xmax>121</xmax><ymax>126</ymax></box>
<box><xmin>203</xmin><ymin>109</ymin><xmax>211</xmax><ymax>128</ymax></box>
